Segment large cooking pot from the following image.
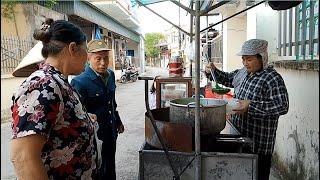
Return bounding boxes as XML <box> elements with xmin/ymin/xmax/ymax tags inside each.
<box><xmin>169</xmin><ymin>98</ymin><xmax>227</xmax><ymax>135</ymax></box>
<box><xmin>145</xmin><ymin>108</ymin><xmax>192</xmax><ymax>152</ymax></box>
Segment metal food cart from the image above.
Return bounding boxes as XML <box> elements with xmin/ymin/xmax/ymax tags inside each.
<box><xmin>136</xmin><ymin>1</ymin><xmax>302</xmax><ymax>179</ymax></box>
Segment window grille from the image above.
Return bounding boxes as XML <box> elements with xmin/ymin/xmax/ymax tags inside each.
<box><xmin>278</xmin><ymin>0</ymin><xmax>319</xmax><ymax>60</ymax></box>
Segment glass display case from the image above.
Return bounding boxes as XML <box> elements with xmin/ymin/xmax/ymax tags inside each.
<box><xmin>155</xmin><ymin>77</ymin><xmax>192</xmax><ymax>108</ymax></box>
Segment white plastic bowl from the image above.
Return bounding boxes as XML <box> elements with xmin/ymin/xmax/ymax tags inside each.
<box><xmin>224</xmin><ymin>98</ymin><xmax>241</xmax><ymax>114</ymax></box>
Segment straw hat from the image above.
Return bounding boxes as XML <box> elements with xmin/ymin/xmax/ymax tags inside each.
<box><xmin>12</xmin><ymin>41</ymin><xmax>45</xmax><ymax>77</ymax></box>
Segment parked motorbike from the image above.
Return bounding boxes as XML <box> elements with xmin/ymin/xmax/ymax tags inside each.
<box><xmin>120</xmin><ymin>66</ymin><xmax>139</xmax><ymax>83</ymax></box>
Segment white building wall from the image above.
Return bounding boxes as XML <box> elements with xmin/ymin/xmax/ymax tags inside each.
<box><xmin>255</xmin><ymin>4</ymin><xmax>280</xmax><ymax>61</ymax></box>
<box><xmin>139</xmin><ymin>36</ymin><xmax>145</xmax><ymax>73</ymax></box>
<box><xmin>222</xmin><ymin>14</ymin><xmax>247</xmax><ymax>72</ymax></box>
<box><xmin>124</xmin><ymin>36</ymin><xmax>144</xmax><ymax>74</ymax></box>
<box><xmin>126</xmin><ymin>39</ymin><xmax>139</xmax><ymax>64</ymax></box>
<box><xmin>246</xmin><ymin>6</ymin><xmax>256</xmax><ymax>39</ymax></box>
<box><xmin>275</xmin><ymin>68</ymin><xmax>319</xmax><ymax>179</ymax></box>
<box><xmin>247</xmin><ymin>3</ymin><xmax>282</xmax><ymax>61</ymax></box>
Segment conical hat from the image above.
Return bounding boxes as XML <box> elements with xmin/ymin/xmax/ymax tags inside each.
<box><xmin>12</xmin><ymin>41</ymin><xmax>45</xmax><ymax>77</ymax></box>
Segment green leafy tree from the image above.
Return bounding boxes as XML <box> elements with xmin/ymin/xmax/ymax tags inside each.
<box><xmin>1</xmin><ymin>0</ymin><xmax>57</xmax><ymax>39</ymax></box>
<box><xmin>144</xmin><ymin>32</ymin><xmax>165</xmax><ymax>59</ymax></box>
<box><xmin>1</xmin><ymin>0</ymin><xmax>57</xmax><ymax>21</ymax></box>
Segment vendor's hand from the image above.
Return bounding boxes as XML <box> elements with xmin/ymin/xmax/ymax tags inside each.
<box><xmin>232</xmin><ymin>100</ymin><xmax>251</xmax><ymax>114</ymax></box>
<box><xmin>205</xmin><ymin>62</ymin><xmax>216</xmax><ymax>73</ymax></box>
<box><xmin>117</xmin><ymin>124</ymin><xmax>124</xmax><ymax>134</ymax></box>
<box><xmin>88</xmin><ymin>113</ymin><xmax>97</xmax><ymax>122</ymax></box>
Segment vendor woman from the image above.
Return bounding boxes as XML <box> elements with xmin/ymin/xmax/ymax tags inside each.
<box><xmin>205</xmin><ymin>39</ymin><xmax>289</xmax><ymax>180</ymax></box>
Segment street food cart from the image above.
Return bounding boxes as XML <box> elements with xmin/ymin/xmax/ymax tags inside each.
<box><xmin>138</xmin><ymin>76</ymin><xmax>257</xmax><ymax>179</ymax></box>
<box><xmin>137</xmin><ymin>1</ymin><xmax>303</xmax><ymax>179</ymax></box>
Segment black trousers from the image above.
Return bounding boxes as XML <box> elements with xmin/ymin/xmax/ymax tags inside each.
<box><xmin>257</xmin><ymin>154</ymin><xmax>272</xmax><ymax>180</ymax></box>
<box><xmin>99</xmin><ymin>134</ymin><xmax>117</xmax><ymax>180</ymax></box>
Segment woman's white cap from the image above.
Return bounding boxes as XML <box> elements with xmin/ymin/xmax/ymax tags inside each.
<box><xmin>236</xmin><ymin>39</ymin><xmax>268</xmax><ymax>56</ymax></box>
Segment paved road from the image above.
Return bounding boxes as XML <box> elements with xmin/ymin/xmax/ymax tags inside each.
<box><xmin>1</xmin><ymin>66</ymin><xmax>168</xmax><ymax>180</ymax></box>
<box><xmin>115</xmin><ymin>66</ymin><xmax>168</xmax><ymax>179</ymax></box>
<box><xmin>1</xmin><ymin>122</ymin><xmax>15</xmax><ymax>180</ymax></box>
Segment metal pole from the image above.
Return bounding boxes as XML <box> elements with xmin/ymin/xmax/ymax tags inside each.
<box><xmin>142</xmin><ymin>78</ymin><xmax>180</xmax><ymax>180</ymax></box>
<box><xmin>189</xmin><ymin>1</ymin><xmax>193</xmax><ymax>77</ymax></box>
<box><xmin>179</xmin><ymin>0</ymin><xmax>181</xmax><ymax>56</ymax></box>
<box><xmin>200</xmin><ymin>1</ymin><xmax>265</xmax><ymax>33</ymax></box>
<box><xmin>194</xmin><ymin>0</ymin><xmax>201</xmax><ymax>180</ymax></box>
<box><xmin>199</xmin><ymin>0</ymin><xmax>230</xmax><ymax>16</ymax></box>
<box><xmin>206</xmin><ymin>16</ymin><xmax>209</xmax><ymax>49</ymax></box>
<box><xmin>170</xmin><ymin>0</ymin><xmax>196</xmax><ymax>15</ymax></box>
<box><xmin>206</xmin><ymin>16</ymin><xmax>209</xmax><ymax>85</ymax></box>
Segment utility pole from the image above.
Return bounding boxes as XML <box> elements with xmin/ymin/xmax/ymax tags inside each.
<box><xmin>194</xmin><ymin>0</ymin><xmax>201</xmax><ymax>179</ymax></box>
<box><xmin>178</xmin><ymin>0</ymin><xmax>181</xmax><ymax>57</ymax></box>
<box><xmin>189</xmin><ymin>1</ymin><xmax>193</xmax><ymax>77</ymax></box>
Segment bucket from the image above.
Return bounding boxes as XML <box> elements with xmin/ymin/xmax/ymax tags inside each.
<box><xmin>168</xmin><ymin>62</ymin><xmax>183</xmax><ymax>77</ymax></box>
<box><xmin>168</xmin><ymin>62</ymin><xmax>181</xmax><ymax>69</ymax></box>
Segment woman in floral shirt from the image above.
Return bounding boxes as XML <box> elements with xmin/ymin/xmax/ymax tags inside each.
<box><xmin>10</xmin><ymin>18</ymin><xmax>98</xmax><ymax>179</ymax></box>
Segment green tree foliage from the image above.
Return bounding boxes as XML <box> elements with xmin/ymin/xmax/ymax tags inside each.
<box><xmin>1</xmin><ymin>1</ymin><xmax>17</xmax><ymax>20</ymax></box>
<box><xmin>1</xmin><ymin>0</ymin><xmax>57</xmax><ymax>21</ymax></box>
<box><xmin>144</xmin><ymin>32</ymin><xmax>165</xmax><ymax>58</ymax></box>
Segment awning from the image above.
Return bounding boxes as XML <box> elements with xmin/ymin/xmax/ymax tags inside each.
<box><xmin>134</xmin><ymin>0</ymin><xmax>214</xmax><ymax>11</ymax></box>
<box><xmin>132</xmin><ymin>0</ymin><xmax>168</xmax><ymax>6</ymax></box>
<box><xmin>53</xmin><ymin>1</ymin><xmax>140</xmax><ymax>42</ymax></box>
<box><xmin>91</xmin><ymin>1</ymin><xmax>140</xmax><ymax>29</ymax></box>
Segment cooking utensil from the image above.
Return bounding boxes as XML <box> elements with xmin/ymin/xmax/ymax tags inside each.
<box><xmin>204</xmin><ymin>54</ymin><xmax>231</xmax><ymax>95</ymax></box>
<box><xmin>169</xmin><ymin>97</ymin><xmax>227</xmax><ymax>135</ymax></box>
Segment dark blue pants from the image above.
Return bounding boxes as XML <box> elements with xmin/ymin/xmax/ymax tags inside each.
<box><xmin>257</xmin><ymin>154</ymin><xmax>272</xmax><ymax>180</ymax></box>
<box><xmin>99</xmin><ymin>130</ymin><xmax>117</xmax><ymax>180</ymax></box>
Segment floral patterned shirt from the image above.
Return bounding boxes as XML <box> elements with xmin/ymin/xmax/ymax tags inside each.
<box><xmin>11</xmin><ymin>63</ymin><xmax>97</xmax><ymax>179</ymax></box>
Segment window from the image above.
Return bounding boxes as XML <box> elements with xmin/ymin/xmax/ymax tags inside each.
<box><xmin>127</xmin><ymin>50</ymin><xmax>134</xmax><ymax>57</ymax></box>
<box><xmin>278</xmin><ymin>0</ymin><xmax>319</xmax><ymax>60</ymax></box>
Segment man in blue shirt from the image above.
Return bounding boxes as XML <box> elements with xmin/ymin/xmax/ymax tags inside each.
<box><xmin>71</xmin><ymin>39</ymin><xmax>124</xmax><ymax>180</ymax></box>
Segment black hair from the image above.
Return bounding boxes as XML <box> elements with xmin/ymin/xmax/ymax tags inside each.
<box><xmin>33</xmin><ymin>18</ymin><xmax>87</xmax><ymax>58</ymax></box>
<box><xmin>256</xmin><ymin>54</ymin><xmax>262</xmax><ymax>61</ymax></box>
<box><xmin>150</xmin><ymin>82</ymin><xmax>156</xmax><ymax>94</ymax></box>
<box><xmin>150</xmin><ymin>76</ymin><xmax>161</xmax><ymax>94</ymax></box>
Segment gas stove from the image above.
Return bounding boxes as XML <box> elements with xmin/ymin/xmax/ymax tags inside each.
<box><xmin>199</xmin><ymin>121</ymin><xmax>253</xmax><ymax>153</ymax></box>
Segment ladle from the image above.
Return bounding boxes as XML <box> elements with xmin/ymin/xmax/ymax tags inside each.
<box><xmin>204</xmin><ymin>54</ymin><xmax>231</xmax><ymax>95</ymax></box>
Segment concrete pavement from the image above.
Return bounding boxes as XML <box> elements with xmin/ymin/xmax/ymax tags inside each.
<box><xmin>1</xmin><ymin>122</ymin><xmax>15</xmax><ymax>180</ymax></box>
<box><xmin>115</xmin><ymin>66</ymin><xmax>168</xmax><ymax>179</ymax></box>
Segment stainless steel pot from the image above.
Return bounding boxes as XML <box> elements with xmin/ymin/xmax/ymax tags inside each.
<box><xmin>169</xmin><ymin>98</ymin><xmax>227</xmax><ymax>135</ymax></box>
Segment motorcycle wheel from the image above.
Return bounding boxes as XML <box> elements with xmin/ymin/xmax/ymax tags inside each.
<box><xmin>120</xmin><ymin>75</ymin><xmax>127</xmax><ymax>83</ymax></box>
<box><xmin>131</xmin><ymin>75</ymin><xmax>137</xmax><ymax>82</ymax></box>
